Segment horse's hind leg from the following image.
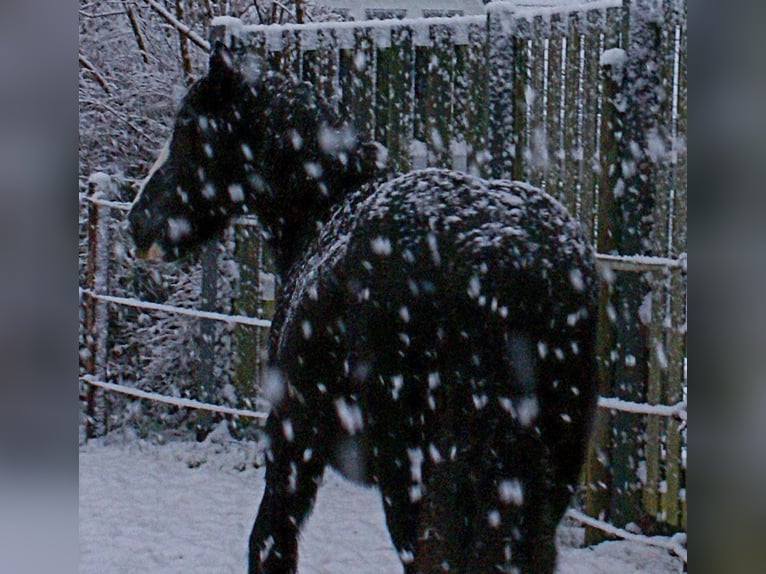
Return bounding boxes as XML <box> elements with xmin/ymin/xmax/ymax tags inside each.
<box><xmin>375</xmin><ymin>444</ymin><xmax>422</xmax><ymax>573</ymax></box>
<box><xmin>248</xmin><ymin>410</ymin><xmax>327</xmax><ymax>574</ymax></box>
<box><xmin>468</xmin><ymin>442</ymin><xmax>559</xmax><ymax>574</ymax></box>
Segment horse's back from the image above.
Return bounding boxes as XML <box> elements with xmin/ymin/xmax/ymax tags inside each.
<box><xmin>278</xmin><ymin>166</ymin><xmax>598</xmax><ymax>399</ymax></box>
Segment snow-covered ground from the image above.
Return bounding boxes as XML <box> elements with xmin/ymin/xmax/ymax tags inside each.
<box><xmin>79</xmin><ymin>429</ymin><xmax>683</xmax><ymax>573</ymax></box>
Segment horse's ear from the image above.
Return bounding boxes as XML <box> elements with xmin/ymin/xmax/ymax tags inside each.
<box><xmin>209</xmin><ymin>40</ymin><xmax>236</xmax><ymax>83</ymax></box>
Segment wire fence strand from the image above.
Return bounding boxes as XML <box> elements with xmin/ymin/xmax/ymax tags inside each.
<box><xmin>80</xmin><ymin>375</ymin><xmax>268</xmax><ymax>420</ymax></box>
<box><xmin>566</xmin><ymin>508</ymin><xmax>688</xmax><ymax>563</ymax></box>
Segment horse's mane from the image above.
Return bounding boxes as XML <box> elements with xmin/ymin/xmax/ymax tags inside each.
<box><xmin>210</xmin><ymin>49</ymin><xmax>387</xmax><ymax>269</ymax></box>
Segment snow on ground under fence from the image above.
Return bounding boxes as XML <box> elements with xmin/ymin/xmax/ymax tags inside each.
<box><xmin>79</xmin><ymin>438</ymin><xmax>685</xmax><ymax>573</ymax></box>
<box><xmin>79</xmin><ymin>0</ymin><xmax>686</xmax><ymax>561</ymax></box>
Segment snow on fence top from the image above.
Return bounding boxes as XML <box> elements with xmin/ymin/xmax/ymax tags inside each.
<box><xmin>211</xmin><ymin>1</ymin><xmax>625</xmax><ymax>50</ymax></box>
<box><xmin>486</xmin><ymin>0</ymin><xmax>622</xmax><ymax>20</ymax></box>
<box><xmin>318</xmin><ymin>0</ymin><xmax>487</xmax><ymax>21</ymax></box>
<box><xmin>212</xmin><ymin>13</ymin><xmax>486</xmax><ymax>47</ymax></box>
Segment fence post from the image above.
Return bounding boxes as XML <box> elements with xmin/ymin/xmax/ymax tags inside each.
<box><xmin>611</xmin><ymin>0</ymin><xmax>670</xmax><ymax>530</ymax></box>
<box><xmin>196</xmin><ymin>241</ymin><xmax>218</xmax><ymax>438</ymax></box>
<box><xmin>232</xmin><ymin>225</ymin><xmax>266</xmax><ymax>415</ymax></box>
<box><xmin>584</xmin><ymin>28</ymin><xmax>625</xmax><ymax>544</ymax></box>
<box><xmin>83</xmin><ymin>173</ymin><xmax>115</xmax><ymax>439</ymax></box>
<box><xmin>586</xmin><ymin>0</ymin><xmax>672</xmax><ymax>539</ymax></box>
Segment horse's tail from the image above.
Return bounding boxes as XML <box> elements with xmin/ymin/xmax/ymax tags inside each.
<box><xmin>410</xmin><ymin>331</ymin><xmax>560</xmax><ymax>573</ymax></box>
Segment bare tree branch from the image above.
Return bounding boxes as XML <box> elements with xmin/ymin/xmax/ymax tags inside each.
<box><xmin>144</xmin><ymin>0</ymin><xmax>211</xmax><ymax>52</ymax></box>
<box><xmin>269</xmin><ymin>0</ymin><xmax>312</xmax><ymax>23</ymax></box>
<box><xmin>80</xmin><ymin>9</ymin><xmax>127</xmax><ymax>18</ymax></box>
<box><xmin>126</xmin><ymin>4</ymin><xmax>150</xmax><ymax>65</ymax></box>
<box><xmin>79</xmin><ymin>52</ymin><xmax>112</xmax><ymax>95</ymax></box>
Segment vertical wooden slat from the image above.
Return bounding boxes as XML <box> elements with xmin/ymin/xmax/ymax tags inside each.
<box><xmin>337</xmin><ymin>27</ymin><xmax>355</xmax><ymax>118</ymax></box>
<box><xmin>615</xmin><ymin>0</ymin><xmax>668</xmax><ymax>531</ymax></box>
<box><xmin>584</xmin><ymin>14</ymin><xmax>623</xmax><ymax>541</ymax></box>
<box><xmin>662</xmin><ymin>290</ymin><xmax>685</xmax><ymax>528</ymax></box>
<box><xmin>264</xmin><ymin>27</ymin><xmax>283</xmax><ymax>71</ymax></box>
<box><xmin>526</xmin><ymin>14</ymin><xmax>547</xmax><ymax>189</ymax></box>
<box><xmin>377</xmin><ymin>24</ymin><xmax>414</xmax><ymax>172</ymax></box>
<box><xmin>427</xmin><ymin>23</ymin><xmax>455</xmax><ymax>168</ymax></box>
<box><xmin>465</xmin><ymin>22</ymin><xmax>489</xmax><ymax>178</ymax></box>
<box><xmin>232</xmin><ymin>225</ymin><xmax>262</xmax><ymax>415</ymax></box>
<box><xmin>578</xmin><ymin>8</ymin><xmax>602</xmax><ymax>243</ymax></box>
<box><xmin>316</xmin><ymin>28</ymin><xmax>340</xmax><ymax>109</ymax></box>
<box><xmin>644</xmin><ymin>278</ymin><xmax>667</xmax><ymax>522</ymax></box>
<box><xmin>282</xmin><ymin>29</ymin><xmax>302</xmax><ymax>78</ymax></box>
<box><xmin>511</xmin><ymin>22</ymin><xmax>530</xmax><ymax>181</ymax></box>
<box><xmin>642</xmin><ymin>0</ymin><xmax>683</xmax><ymax>523</ymax></box>
<box><xmin>674</xmin><ymin>9</ymin><xmax>688</xmax><ymax>250</ymax></box>
<box><xmin>342</xmin><ymin>27</ymin><xmax>375</xmax><ymax>141</ymax></box>
<box><xmin>663</xmin><ymin>1</ymin><xmax>687</xmax><ymax>529</ymax></box>
<box><xmin>451</xmin><ymin>23</ymin><xmax>470</xmax><ymax>173</ymax></box>
<box><xmin>645</xmin><ymin>18</ymin><xmax>671</xmax><ymax>511</ymax></box>
<box><xmin>546</xmin><ymin>13</ymin><xmax>567</xmax><ymax>205</ymax></box>
<box><xmin>374</xmin><ymin>25</ymin><xmax>393</xmax><ymax>148</ymax></box>
<box><xmin>585</xmin><ymin>4</ymin><xmax>630</xmax><ymax>542</ymax></box>
<box><xmin>487</xmin><ymin>4</ymin><xmax>523</xmax><ymax>180</ymax></box>
<box><xmin>412</xmin><ymin>22</ymin><xmax>431</xmax><ymax>168</ymax></box>
<box><xmin>300</xmin><ymin>28</ymin><xmax>320</xmax><ymax>84</ymax></box>
<box><xmin>196</xmin><ymin>241</ymin><xmax>218</xmax><ymax>434</ymax></box>
<box><xmin>564</xmin><ymin>13</ymin><xmax>589</xmax><ymax>240</ymax></box>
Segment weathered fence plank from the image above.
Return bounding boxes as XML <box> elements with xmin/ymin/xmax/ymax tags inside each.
<box><xmin>585</xmin><ymin>27</ymin><xmax>624</xmax><ymax>542</ymax></box>
<box><xmin>579</xmin><ymin>7</ymin><xmax>604</xmax><ymax>245</ymax></box>
<box><xmin>546</xmin><ymin>13</ymin><xmax>566</xmax><ymax>204</ymax></box>
<box><xmin>525</xmin><ymin>15</ymin><xmax>547</xmax><ymax>187</ymax></box>
<box><xmin>433</xmin><ymin>23</ymin><xmax>458</xmax><ymax>167</ymax></box>
<box><xmin>378</xmin><ymin>25</ymin><xmax>415</xmax><ymax>172</ymax></box>
<box><xmin>464</xmin><ymin>22</ymin><xmax>489</xmax><ymax>177</ymax></box>
<box><xmin>563</xmin><ymin>13</ymin><xmax>585</xmax><ymax>236</ymax></box>
<box><xmin>486</xmin><ymin>5</ymin><xmax>520</xmax><ymax>179</ymax></box>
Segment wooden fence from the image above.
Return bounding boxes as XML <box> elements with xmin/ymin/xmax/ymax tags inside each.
<box><xmin>80</xmin><ymin>0</ymin><xmax>686</xmax><ymax>550</ymax></box>
<box><xmin>210</xmin><ymin>0</ymin><xmax>686</xmax><ymax>534</ymax></box>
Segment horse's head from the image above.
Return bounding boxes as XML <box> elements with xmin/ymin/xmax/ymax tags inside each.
<box><xmin>128</xmin><ymin>41</ymin><xmax>386</xmax><ymax>264</ymax></box>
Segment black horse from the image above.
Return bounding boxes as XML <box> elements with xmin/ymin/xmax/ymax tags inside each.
<box><xmin>128</xmin><ymin>42</ymin><xmax>599</xmax><ymax>574</ymax></box>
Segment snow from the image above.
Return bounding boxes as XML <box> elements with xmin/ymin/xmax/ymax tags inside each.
<box><xmin>80</xmin><ymin>438</ymin><xmax>685</xmax><ymax>573</ymax></box>
<box><xmin>599</xmin><ymin>47</ymin><xmax>628</xmax><ymax>68</ymax></box>
<box><xmin>487</xmin><ymin>0</ymin><xmax>621</xmax><ymax>14</ymax></box>
<box><xmin>212</xmin><ymin>13</ymin><xmax>487</xmax><ymax>38</ymax></box>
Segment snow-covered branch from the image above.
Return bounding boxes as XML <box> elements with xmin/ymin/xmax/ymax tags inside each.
<box><xmin>79</xmin><ymin>52</ymin><xmax>112</xmax><ymax>95</ymax></box>
<box><xmin>144</xmin><ymin>0</ymin><xmax>211</xmax><ymax>52</ymax></box>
